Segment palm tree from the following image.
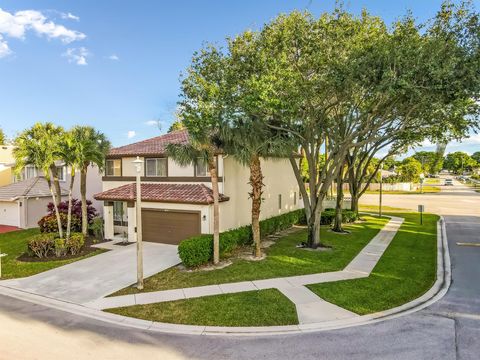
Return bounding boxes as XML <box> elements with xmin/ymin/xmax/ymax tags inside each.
<box><xmin>69</xmin><ymin>126</ymin><xmax>110</xmax><ymax>236</ymax></box>
<box><xmin>221</xmin><ymin>121</ymin><xmax>288</xmax><ymax>258</ymax></box>
<box><xmin>166</xmin><ymin>134</ymin><xmax>222</xmax><ymax>264</ymax></box>
<box><xmin>13</xmin><ymin>123</ymin><xmax>65</xmax><ymax>238</ymax></box>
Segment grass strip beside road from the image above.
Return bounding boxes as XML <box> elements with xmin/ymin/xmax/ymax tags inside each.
<box><xmin>107</xmin><ymin>289</ymin><xmax>299</xmax><ymax>326</ymax></box>
<box><xmin>112</xmin><ymin>215</ymin><xmax>388</xmax><ymax>296</ymax></box>
<box><xmin>308</xmin><ymin>211</ymin><xmax>438</xmax><ymax>315</ymax></box>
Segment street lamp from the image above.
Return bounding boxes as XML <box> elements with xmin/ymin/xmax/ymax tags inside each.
<box><xmin>133</xmin><ymin>156</ymin><xmax>144</xmax><ymax>290</ymax></box>
<box><xmin>379</xmin><ymin>162</ymin><xmax>383</xmax><ymax>217</ymax></box>
<box><xmin>419</xmin><ymin>173</ymin><xmax>425</xmax><ymax>194</ymax></box>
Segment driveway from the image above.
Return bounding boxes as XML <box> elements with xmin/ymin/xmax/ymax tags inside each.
<box><xmin>0</xmin><ymin>242</ymin><xmax>180</xmax><ymax>304</ymax></box>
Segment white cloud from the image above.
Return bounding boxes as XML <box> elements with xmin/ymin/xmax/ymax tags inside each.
<box><xmin>127</xmin><ymin>130</ymin><xmax>136</xmax><ymax>139</ymax></box>
<box><xmin>60</xmin><ymin>12</ymin><xmax>79</xmax><ymax>21</ymax></box>
<box><xmin>0</xmin><ymin>8</ymin><xmax>85</xmax><ymax>58</ymax></box>
<box><xmin>145</xmin><ymin>120</ymin><xmax>159</xmax><ymax>126</ymax></box>
<box><xmin>62</xmin><ymin>47</ymin><xmax>89</xmax><ymax>65</ymax></box>
<box><xmin>0</xmin><ymin>34</ymin><xmax>11</xmax><ymax>57</ymax></box>
<box><xmin>108</xmin><ymin>54</ymin><xmax>119</xmax><ymax>61</ymax></box>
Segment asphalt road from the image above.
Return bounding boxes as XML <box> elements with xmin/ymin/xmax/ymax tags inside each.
<box><xmin>0</xmin><ymin>180</ymin><xmax>479</xmax><ymax>360</ymax></box>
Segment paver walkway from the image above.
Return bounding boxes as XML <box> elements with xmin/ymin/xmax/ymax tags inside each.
<box><xmin>88</xmin><ymin>216</ymin><xmax>404</xmax><ymax>324</ymax></box>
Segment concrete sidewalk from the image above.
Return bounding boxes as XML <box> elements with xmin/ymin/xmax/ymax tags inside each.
<box><xmin>0</xmin><ymin>242</ymin><xmax>180</xmax><ymax>304</ymax></box>
<box><xmin>88</xmin><ymin>217</ymin><xmax>403</xmax><ymax>324</ymax></box>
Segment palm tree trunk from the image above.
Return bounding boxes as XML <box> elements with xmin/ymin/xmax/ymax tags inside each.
<box><xmin>66</xmin><ymin>172</ymin><xmax>75</xmax><ymax>240</ymax></box>
<box><xmin>50</xmin><ymin>164</ymin><xmax>62</xmax><ymax>205</ymax></box>
<box><xmin>208</xmin><ymin>155</ymin><xmax>220</xmax><ymax>265</ymax></box>
<box><xmin>81</xmin><ymin>166</ymin><xmax>88</xmax><ymax>236</ymax></box>
<box><xmin>47</xmin><ymin>178</ymin><xmax>63</xmax><ymax>239</ymax></box>
<box><xmin>250</xmin><ymin>155</ymin><xmax>263</xmax><ymax>258</ymax></box>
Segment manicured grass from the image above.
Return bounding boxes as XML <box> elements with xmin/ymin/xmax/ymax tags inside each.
<box><xmin>107</xmin><ymin>289</ymin><xmax>298</xmax><ymax>326</ymax></box>
<box><xmin>424</xmin><ymin>178</ymin><xmax>441</xmax><ymax>184</ymax></box>
<box><xmin>0</xmin><ymin>228</ymin><xmax>104</xmax><ymax>279</ymax></box>
<box><xmin>308</xmin><ymin>211</ymin><xmax>438</xmax><ymax>315</ymax></box>
<box><xmin>112</xmin><ymin>215</ymin><xmax>388</xmax><ymax>296</ymax></box>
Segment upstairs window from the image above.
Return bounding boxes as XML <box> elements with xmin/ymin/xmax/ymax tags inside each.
<box><xmin>106</xmin><ymin>159</ymin><xmax>121</xmax><ymax>176</ymax></box>
<box><xmin>56</xmin><ymin>166</ymin><xmax>65</xmax><ymax>181</ymax></box>
<box><xmin>195</xmin><ymin>158</ymin><xmax>208</xmax><ymax>177</ymax></box>
<box><xmin>25</xmin><ymin>165</ymin><xmax>37</xmax><ymax>179</ymax></box>
<box><xmin>146</xmin><ymin>158</ymin><xmax>167</xmax><ymax>177</ymax></box>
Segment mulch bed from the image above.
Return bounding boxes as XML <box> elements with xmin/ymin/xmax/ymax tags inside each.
<box><xmin>17</xmin><ymin>236</ymin><xmax>110</xmax><ymax>263</ymax></box>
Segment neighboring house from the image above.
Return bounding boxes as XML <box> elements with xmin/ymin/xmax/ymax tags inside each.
<box><xmin>94</xmin><ymin>130</ymin><xmax>302</xmax><ymax>244</ymax></box>
<box><xmin>0</xmin><ymin>177</ymin><xmax>68</xmax><ymax>228</ymax></box>
<box><xmin>0</xmin><ymin>145</ymin><xmax>15</xmax><ymax>187</ymax></box>
<box><xmin>0</xmin><ymin>145</ymin><xmax>104</xmax><ymax>227</ymax></box>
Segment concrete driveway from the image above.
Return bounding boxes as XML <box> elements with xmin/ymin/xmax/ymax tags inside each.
<box><xmin>1</xmin><ymin>242</ymin><xmax>180</xmax><ymax>304</ymax></box>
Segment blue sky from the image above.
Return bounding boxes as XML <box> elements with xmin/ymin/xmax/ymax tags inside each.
<box><xmin>0</xmin><ymin>0</ymin><xmax>479</xmax><ymax>157</ymax></box>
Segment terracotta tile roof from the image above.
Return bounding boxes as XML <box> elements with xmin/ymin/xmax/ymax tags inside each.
<box><xmin>108</xmin><ymin>130</ymin><xmax>189</xmax><ymax>157</ymax></box>
<box><xmin>94</xmin><ymin>183</ymin><xmax>229</xmax><ymax>205</ymax></box>
<box><xmin>0</xmin><ymin>176</ymin><xmax>68</xmax><ymax>201</ymax></box>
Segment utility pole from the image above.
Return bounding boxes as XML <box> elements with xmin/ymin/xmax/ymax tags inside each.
<box><xmin>379</xmin><ymin>162</ymin><xmax>383</xmax><ymax>217</ymax></box>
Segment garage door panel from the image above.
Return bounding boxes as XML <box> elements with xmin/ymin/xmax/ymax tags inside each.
<box><xmin>142</xmin><ymin>209</ymin><xmax>201</xmax><ymax>244</ymax></box>
<box><xmin>0</xmin><ymin>202</ymin><xmax>19</xmax><ymax>227</ymax></box>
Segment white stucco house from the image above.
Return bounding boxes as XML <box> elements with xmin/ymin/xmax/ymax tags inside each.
<box><xmin>94</xmin><ymin>130</ymin><xmax>302</xmax><ymax>244</ymax></box>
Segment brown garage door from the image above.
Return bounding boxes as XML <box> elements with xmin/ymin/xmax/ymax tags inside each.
<box><xmin>141</xmin><ymin>209</ymin><xmax>201</xmax><ymax>244</ymax></box>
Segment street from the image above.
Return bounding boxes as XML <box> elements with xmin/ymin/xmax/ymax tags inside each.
<box><xmin>0</xmin><ymin>180</ymin><xmax>479</xmax><ymax>360</ymax></box>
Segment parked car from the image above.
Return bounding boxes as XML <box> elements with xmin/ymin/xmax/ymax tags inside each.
<box><xmin>445</xmin><ymin>178</ymin><xmax>454</xmax><ymax>186</ymax></box>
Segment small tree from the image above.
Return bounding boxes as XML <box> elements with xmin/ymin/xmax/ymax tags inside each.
<box><xmin>0</xmin><ymin>127</ymin><xmax>6</xmax><ymax>144</ymax></box>
<box><xmin>13</xmin><ymin>123</ymin><xmax>65</xmax><ymax>238</ymax></box>
<box><xmin>397</xmin><ymin>158</ymin><xmax>422</xmax><ymax>182</ymax></box>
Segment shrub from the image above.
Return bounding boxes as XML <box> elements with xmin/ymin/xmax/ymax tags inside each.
<box><xmin>179</xmin><ymin>209</ymin><xmax>306</xmax><ymax>268</ymax></box>
<box><xmin>89</xmin><ymin>217</ymin><xmax>104</xmax><ymax>241</ymax></box>
<box><xmin>47</xmin><ymin>199</ymin><xmax>97</xmax><ymax>224</ymax></box>
<box><xmin>28</xmin><ymin>233</ymin><xmax>56</xmax><ymax>258</ymax></box>
<box><xmin>320</xmin><ymin>209</ymin><xmax>358</xmax><ymax>225</ymax></box>
<box><xmin>54</xmin><ymin>238</ymin><xmax>67</xmax><ymax>257</ymax></box>
<box><xmin>66</xmin><ymin>233</ymin><xmax>85</xmax><ymax>255</ymax></box>
<box><xmin>38</xmin><ymin>213</ymin><xmax>81</xmax><ymax>233</ymax></box>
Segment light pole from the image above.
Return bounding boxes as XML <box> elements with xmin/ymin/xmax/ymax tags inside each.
<box><xmin>379</xmin><ymin>162</ymin><xmax>383</xmax><ymax>217</ymax></box>
<box><xmin>133</xmin><ymin>156</ymin><xmax>144</xmax><ymax>290</ymax></box>
<box><xmin>419</xmin><ymin>173</ymin><xmax>425</xmax><ymax>194</ymax></box>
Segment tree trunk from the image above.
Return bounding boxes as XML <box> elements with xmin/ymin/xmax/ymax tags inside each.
<box><xmin>47</xmin><ymin>177</ymin><xmax>63</xmax><ymax>239</ymax></box>
<box><xmin>49</xmin><ymin>164</ymin><xmax>62</xmax><ymax>205</ymax></box>
<box><xmin>307</xmin><ymin>202</ymin><xmax>322</xmax><ymax>248</ymax></box>
<box><xmin>249</xmin><ymin>155</ymin><xmax>263</xmax><ymax>258</ymax></box>
<box><xmin>66</xmin><ymin>172</ymin><xmax>75</xmax><ymax>240</ymax></box>
<box><xmin>350</xmin><ymin>192</ymin><xmax>359</xmax><ymax>215</ymax></box>
<box><xmin>332</xmin><ymin>173</ymin><xmax>344</xmax><ymax>233</ymax></box>
<box><xmin>208</xmin><ymin>156</ymin><xmax>220</xmax><ymax>265</ymax></box>
<box><xmin>81</xmin><ymin>166</ymin><xmax>88</xmax><ymax>236</ymax></box>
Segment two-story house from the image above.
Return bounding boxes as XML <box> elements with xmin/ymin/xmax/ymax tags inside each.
<box><xmin>94</xmin><ymin>130</ymin><xmax>302</xmax><ymax>244</ymax></box>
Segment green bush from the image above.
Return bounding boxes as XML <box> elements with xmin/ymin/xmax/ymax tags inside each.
<box><xmin>179</xmin><ymin>209</ymin><xmax>306</xmax><ymax>268</ymax></box>
<box><xmin>320</xmin><ymin>209</ymin><xmax>358</xmax><ymax>225</ymax></box>
<box><xmin>54</xmin><ymin>238</ymin><xmax>67</xmax><ymax>257</ymax></box>
<box><xmin>66</xmin><ymin>233</ymin><xmax>85</xmax><ymax>255</ymax></box>
<box><xmin>38</xmin><ymin>213</ymin><xmax>81</xmax><ymax>233</ymax></box>
<box><xmin>89</xmin><ymin>217</ymin><xmax>104</xmax><ymax>240</ymax></box>
<box><xmin>28</xmin><ymin>233</ymin><xmax>56</xmax><ymax>258</ymax></box>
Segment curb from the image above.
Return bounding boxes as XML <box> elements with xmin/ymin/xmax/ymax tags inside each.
<box><xmin>0</xmin><ymin>217</ymin><xmax>451</xmax><ymax>337</ymax></box>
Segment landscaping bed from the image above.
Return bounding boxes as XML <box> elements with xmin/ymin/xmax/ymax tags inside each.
<box><xmin>107</xmin><ymin>289</ymin><xmax>299</xmax><ymax>327</ymax></box>
<box><xmin>111</xmin><ymin>215</ymin><xmax>388</xmax><ymax>296</ymax></box>
<box><xmin>0</xmin><ymin>228</ymin><xmax>105</xmax><ymax>279</ymax></box>
<box><xmin>308</xmin><ymin>211</ymin><xmax>438</xmax><ymax>314</ymax></box>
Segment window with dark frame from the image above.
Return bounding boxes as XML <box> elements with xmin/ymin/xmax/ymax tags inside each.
<box><xmin>106</xmin><ymin>159</ymin><xmax>121</xmax><ymax>176</ymax></box>
<box><xmin>56</xmin><ymin>166</ymin><xmax>65</xmax><ymax>181</ymax></box>
<box><xmin>278</xmin><ymin>194</ymin><xmax>282</xmax><ymax>210</ymax></box>
<box><xmin>294</xmin><ymin>191</ymin><xmax>297</xmax><ymax>206</ymax></box>
<box><xmin>145</xmin><ymin>158</ymin><xmax>167</xmax><ymax>177</ymax></box>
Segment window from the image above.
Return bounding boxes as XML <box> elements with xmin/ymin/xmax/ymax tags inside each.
<box><xmin>294</xmin><ymin>192</ymin><xmax>297</xmax><ymax>206</ymax></box>
<box><xmin>195</xmin><ymin>158</ymin><xmax>208</xmax><ymax>177</ymax></box>
<box><xmin>113</xmin><ymin>201</ymin><xmax>127</xmax><ymax>226</ymax></box>
<box><xmin>56</xmin><ymin>166</ymin><xmax>65</xmax><ymax>181</ymax></box>
<box><xmin>25</xmin><ymin>165</ymin><xmax>37</xmax><ymax>180</ymax></box>
<box><xmin>145</xmin><ymin>158</ymin><xmax>167</xmax><ymax>177</ymax></box>
<box><xmin>106</xmin><ymin>159</ymin><xmax>121</xmax><ymax>176</ymax></box>
<box><xmin>278</xmin><ymin>194</ymin><xmax>282</xmax><ymax>210</ymax></box>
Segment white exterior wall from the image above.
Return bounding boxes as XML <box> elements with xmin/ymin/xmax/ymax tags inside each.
<box><xmin>219</xmin><ymin>157</ymin><xmax>301</xmax><ymax>232</ymax></box>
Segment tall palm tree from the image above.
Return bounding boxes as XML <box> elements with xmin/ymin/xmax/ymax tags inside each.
<box><xmin>166</xmin><ymin>134</ymin><xmax>222</xmax><ymax>264</ymax></box>
<box><xmin>13</xmin><ymin>123</ymin><xmax>65</xmax><ymax>238</ymax></box>
<box><xmin>69</xmin><ymin>126</ymin><xmax>110</xmax><ymax>236</ymax></box>
<box><xmin>221</xmin><ymin>121</ymin><xmax>289</xmax><ymax>258</ymax></box>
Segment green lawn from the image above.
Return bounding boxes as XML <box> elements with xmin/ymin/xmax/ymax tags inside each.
<box><xmin>0</xmin><ymin>228</ymin><xmax>104</xmax><ymax>279</ymax></box>
<box><xmin>112</xmin><ymin>215</ymin><xmax>389</xmax><ymax>296</ymax></box>
<box><xmin>308</xmin><ymin>211</ymin><xmax>438</xmax><ymax>314</ymax></box>
<box><xmin>364</xmin><ymin>185</ymin><xmax>441</xmax><ymax>195</ymax></box>
<box><xmin>107</xmin><ymin>289</ymin><xmax>298</xmax><ymax>326</ymax></box>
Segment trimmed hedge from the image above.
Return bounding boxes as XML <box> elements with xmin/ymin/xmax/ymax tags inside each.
<box><xmin>27</xmin><ymin>232</ymin><xmax>85</xmax><ymax>258</ymax></box>
<box><xmin>178</xmin><ymin>209</ymin><xmax>357</xmax><ymax>268</ymax></box>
